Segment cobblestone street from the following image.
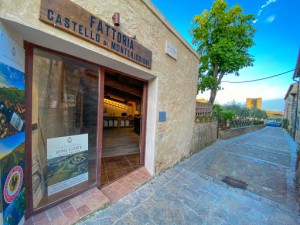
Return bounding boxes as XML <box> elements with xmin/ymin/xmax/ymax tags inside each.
<box><xmin>78</xmin><ymin>127</ymin><xmax>299</xmax><ymax>225</ymax></box>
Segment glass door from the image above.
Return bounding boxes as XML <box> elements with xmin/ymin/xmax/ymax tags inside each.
<box><xmin>31</xmin><ymin>49</ymin><xmax>99</xmax><ymax>210</ymax></box>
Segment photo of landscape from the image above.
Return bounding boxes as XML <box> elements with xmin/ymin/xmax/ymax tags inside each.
<box><xmin>0</xmin><ymin>131</ymin><xmax>25</xmax><ymax>164</ymax></box>
<box><xmin>0</xmin><ymin>131</ymin><xmax>25</xmax><ymax>225</ymax></box>
<box><xmin>47</xmin><ymin>150</ymin><xmax>88</xmax><ymax>187</ymax></box>
<box><xmin>0</xmin><ymin>62</ymin><xmax>25</xmax><ymax>140</ymax></box>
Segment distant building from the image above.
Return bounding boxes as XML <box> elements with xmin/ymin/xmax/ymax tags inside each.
<box><xmin>196</xmin><ymin>98</ymin><xmax>209</xmax><ymax>103</ymax></box>
<box><xmin>195</xmin><ymin>102</ymin><xmax>212</xmax><ymax>116</ymax></box>
<box><xmin>265</xmin><ymin>110</ymin><xmax>284</xmax><ymax>117</ymax></box>
<box><xmin>246</xmin><ymin>98</ymin><xmax>262</xmax><ymax>109</ymax></box>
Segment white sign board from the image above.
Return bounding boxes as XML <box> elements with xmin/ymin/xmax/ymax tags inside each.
<box><xmin>47</xmin><ymin>134</ymin><xmax>89</xmax><ymax>195</ymax></box>
<box><xmin>165</xmin><ymin>41</ymin><xmax>178</xmax><ymax>60</ymax></box>
<box><xmin>0</xmin><ymin>23</ymin><xmax>24</xmax><ymax>72</ymax></box>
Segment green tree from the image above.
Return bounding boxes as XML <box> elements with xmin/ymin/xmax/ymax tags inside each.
<box><xmin>191</xmin><ymin>0</ymin><xmax>256</xmax><ymax>104</ymax></box>
<box><xmin>249</xmin><ymin>107</ymin><xmax>258</xmax><ymax>118</ymax></box>
<box><xmin>223</xmin><ymin>101</ymin><xmax>249</xmax><ymax>117</ymax></box>
<box><xmin>221</xmin><ymin>110</ymin><xmax>235</xmax><ymax>122</ymax></box>
<box><xmin>256</xmin><ymin>109</ymin><xmax>268</xmax><ymax>119</ymax></box>
<box><xmin>249</xmin><ymin>107</ymin><xmax>267</xmax><ymax>119</ymax></box>
<box><xmin>212</xmin><ymin>104</ymin><xmax>223</xmax><ymax>120</ymax></box>
<box><xmin>282</xmin><ymin>118</ymin><xmax>289</xmax><ymax>130</ymax></box>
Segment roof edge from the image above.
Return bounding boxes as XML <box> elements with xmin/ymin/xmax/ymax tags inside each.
<box><xmin>293</xmin><ymin>48</ymin><xmax>300</xmax><ymax>79</ymax></box>
<box><xmin>144</xmin><ymin>0</ymin><xmax>200</xmax><ymax>59</ymax></box>
<box><xmin>284</xmin><ymin>83</ymin><xmax>297</xmax><ymax>100</ymax></box>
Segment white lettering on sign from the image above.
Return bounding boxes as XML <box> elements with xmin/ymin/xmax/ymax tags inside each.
<box><xmin>47</xmin><ymin>133</ymin><xmax>88</xmax><ymax>159</ymax></box>
<box><xmin>165</xmin><ymin>41</ymin><xmax>177</xmax><ymax>60</ymax></box>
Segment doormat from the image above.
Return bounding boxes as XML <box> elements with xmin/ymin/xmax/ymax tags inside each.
<box><xmin>221</xmin><ymin>176</ymin><xmax>247</xmax><ymax>190</ymax></box>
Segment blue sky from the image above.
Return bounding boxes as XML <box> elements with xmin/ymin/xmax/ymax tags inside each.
<box><xmin>0</xmin><ymin>62</ymin><xmax>25</xmax><ymax>90</ymax></box>
<box><xmin>151</xmin><ymin>0</ymin><xmax>300</xmax><ymax>110</ymax></box>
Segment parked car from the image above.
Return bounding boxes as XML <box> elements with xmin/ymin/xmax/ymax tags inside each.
<box><xmin>266</xmin><ymin>121</ymin><xmax>282</xmax><ymax>127</ymax></box>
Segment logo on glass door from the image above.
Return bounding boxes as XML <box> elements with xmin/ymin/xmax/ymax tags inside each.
<box><xmin>67</xmin><ymin>136</ymin><xmax>72</xmax><ymax>143</ymax></box>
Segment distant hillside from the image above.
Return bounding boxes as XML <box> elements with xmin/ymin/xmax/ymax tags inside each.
<box><xmin>0</xmin><ymin>151</ymin><xmax>10</xmax><ymax>160</ymax></box>
<box><xmin>0</xmin><ymin>142</ymin><xmax>25</xmax><ymax>176</ymax></box>
<box><xmin>0</xmin><ymin>87</ymin><xmax>25</xmax><ymax>103</ymax></box>
<box><xmin>262</xmin><ymin>99</ymin><xmax>285</xmax><ymax>111</ymax></box>
<box><xmin>1</xmin><ymin>87</ymin><xmax>19</xmax><ymax>90</ymax></box>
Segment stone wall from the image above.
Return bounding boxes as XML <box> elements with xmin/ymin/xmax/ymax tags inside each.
<box><xmin>190</xmin><ymin>121</ymin><xmax>218</xmax><ymax>154</ymax></box>
<box><xmin>218</xmin><ymin>125</ymin><xmax>266</xmax><ymax>140</ymax></box>
<box><xmin>296</xmin><ymin>165</ymin><xmax>300</xmax><ymax>202</ymax></box>
<box><xmin>155</xmin><ymin>121</ymin><xmax>218</xmax><ymax>174</ymax></box>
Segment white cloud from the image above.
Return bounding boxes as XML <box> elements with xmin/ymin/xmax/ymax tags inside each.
<box><xmin>261</xmin><ymin>0</ymin><xmax>278</xmax><ymax>9</ymax></box>
<box><xmin>255</xmin><ymin>0</ymin><xmax>278</xmax><ymax>23</ymax></box>
<box><xmin>265</xmin><ymin>15</ymin><xmax>275</xmax><ymax>23</ymax></box>
<box><xmin>0</xmin><ymin>74</ymin><xmax>10</xmax><ymax>88</ymax></box>
<box><xmin>197</xmin><ymin>82</ymin><xmax>286</xmax><ymax>105</ymax></box>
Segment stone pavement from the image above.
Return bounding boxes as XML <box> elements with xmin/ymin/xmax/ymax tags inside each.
<box><xmin>78</xmin><ymin>127</ymin><xmax>300</xmax><ymax>225</ymax></box>
<box><xmin>25</xmin><ymin>168</ymin><xmax>151</xmax><ymax>225</ymax></box>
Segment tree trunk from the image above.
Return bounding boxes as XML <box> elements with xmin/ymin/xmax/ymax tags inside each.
<box><xmin>209</xmin><ymin>88</ymin><xmax>217</xmax><ymax>105</ymax></box>
<box><xmin>209</xmin><ymin>71</ymin><xmax>225</xmax><ymax>105</ymax></box>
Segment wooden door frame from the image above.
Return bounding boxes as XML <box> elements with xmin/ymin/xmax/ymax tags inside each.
<box><xmin>139</xmin><ymin>83</ymin><xmax>148</xmax><ymax>165</ymax></box>
<box><xmin>23</xmin><ymin>42</ymin><xmax>103</xmax><ymax>217</ymax></box>
<box><xmin>24</xmin><ymin>42</ymin><xmax>34</xmax><ymax>219</ymax></box>
<box><xmin>96</xmin><ymin>68</ymin><xmax>105</xmax><ymax>187</ymax></box>
<box><xmin>23</xmin><ymin>42</ymin><xmax>148</xmax><ymax>218</ymax></box>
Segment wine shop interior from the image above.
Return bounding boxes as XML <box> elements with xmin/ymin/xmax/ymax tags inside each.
<box><xmin>101</xmin><ymin>72</ymin><xmax>144</xmax><ymax>186</ymax></box>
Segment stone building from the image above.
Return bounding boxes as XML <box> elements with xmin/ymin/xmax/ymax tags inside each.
<box><xmin>292</xmin><ymin>50</ymin><xmax>300</xmax><ymax>143</ymax></box>
<box><xmin>265</xmin><ymin>110</ymin><xmax>284</xmax><ymax>117</ymax></box>
<box><xmin>0</xmin><ymin>0</ymin><xmax>199</xmax><ymax>222</ymax></box>
<box><xmin>292</xmin><ymin>49</ymin><xmax>300</xmax><ymax>205</ymax></box>
<box><xmin>246</xmin><ymin>97</ymin><xmax>262</xmax><ymax>109</ymax></box>
<box><xmin>284</xmin><ymin>83</ymin><xmax>298</xmax><ymax>135</ymax></box>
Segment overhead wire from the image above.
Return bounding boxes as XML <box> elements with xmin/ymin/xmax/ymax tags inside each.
<box><xmin>222</xmin><ymin>68</ymin><xmax>296</xmax><ymax>83</ymax></box>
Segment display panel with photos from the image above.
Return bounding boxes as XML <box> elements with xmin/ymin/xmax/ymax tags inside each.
<box><xmin>0</xmin><ymin>26</ymin><xmax>26</xmax><ymax>225</ymax></box>
<box><xmin>0</xmin><ymin>62</ymin><xmax>25</xmax><ymax>140</ymax></box>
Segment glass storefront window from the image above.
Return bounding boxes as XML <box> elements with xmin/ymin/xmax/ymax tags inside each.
<box><xmin>31</xmin><ymin>49</ymin><xmax>99</xmax><ymax>210</ymax></box>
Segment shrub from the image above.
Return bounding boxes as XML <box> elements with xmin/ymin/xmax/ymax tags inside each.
<box><xmin>282</xmin><ymin>119</ymin><xmax>289</xmax><ymax>130</ymax></box>
<box><xmin>253</xmin><ymin>119</ymin><xmax>260</xmax><ymax>125</ymax></box>
<box><xmin>221</xmin><ymin>110</ymin><xmax>235</xmax><ymax>122</ymax></box>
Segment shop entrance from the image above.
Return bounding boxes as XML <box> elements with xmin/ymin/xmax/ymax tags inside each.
<box><xmin>101</xmin><ymin>72</ymin><xmax>145</xmax><ymax>186</ymax></box>
<box><xmin>25</xmin><ymin>43</ymin><xmax>148</xmax><ymax>216</ymax></box>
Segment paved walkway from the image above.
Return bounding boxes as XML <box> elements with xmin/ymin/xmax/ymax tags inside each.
<box><xmin>78</xmin><ymin>127</ymin><xmax>300</xmax><ymax>225</ymax></box>
<box><xmin>25</xmin><ymin>168</ymin><xmax>151</xmax><ymax>225</ymax></box>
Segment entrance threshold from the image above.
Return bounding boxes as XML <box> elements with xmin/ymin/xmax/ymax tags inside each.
<box><xmin>25</xmin><ymin>167</ymin><xmax>152</xmax><ymax>225</ymax></box>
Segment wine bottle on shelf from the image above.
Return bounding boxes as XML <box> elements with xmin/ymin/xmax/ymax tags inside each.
<box><xmin>0</xmin><ymin>104</ymin><xmax>24</xmax><ymax>132</ymax></box>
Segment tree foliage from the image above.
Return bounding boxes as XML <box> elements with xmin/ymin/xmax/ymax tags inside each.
<box><xmin>222</xmin><ymin>101</ymin><xmax>267</xmax><ymax>119</ymax></box>
<box><xmin>0</xmin><ymin>88</ymin><xmax>25</xmax><ymax>104</ymax></box>
<box><xmin>212</xmin><ymin>104</ymin><xmax>235</xmax><ymax>122</ymax></box>
<box><xmin>212</xmin><ymin>103</ymin><xmax>223</xmax><ymax>119</ymax></box>
<box><xmin>191</xmin><ymin>0</ymin><xmax>256</xmax><ymax>104</ymax></box>
<box><xmin>223</xmin><ymin>101</ymin><xmax>249</xmax><ymax>117</ymax></box>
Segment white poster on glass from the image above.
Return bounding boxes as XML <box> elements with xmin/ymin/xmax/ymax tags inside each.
<box><xmin>47</xmin><ymin>133</ymin><xmax>89</xmax><ymax>196</ymax></box>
